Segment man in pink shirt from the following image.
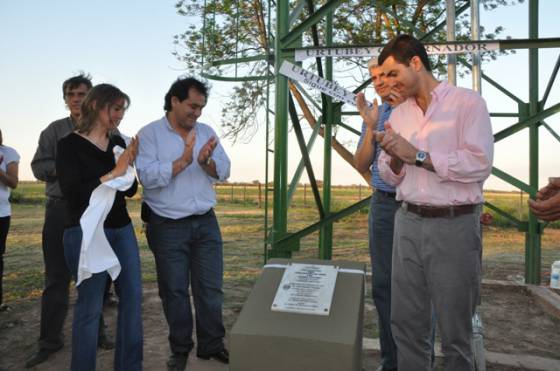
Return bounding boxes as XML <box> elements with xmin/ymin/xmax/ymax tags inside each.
<box><xmin>357</xmin><ymin>34</ymin><xmax>493</xmax><ymax>371</ymax></box>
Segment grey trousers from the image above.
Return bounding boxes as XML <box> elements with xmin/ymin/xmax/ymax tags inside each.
<box><xmin>391</xmin><ymin>206</ymin><xmax>481</xmax><ymax>371</ymax></box>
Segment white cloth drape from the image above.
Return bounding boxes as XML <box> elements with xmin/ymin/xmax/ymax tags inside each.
<box><xmin>76</xmin><ymin>144</ymin><xmax>136</xmax><ymax>286</ymax></box>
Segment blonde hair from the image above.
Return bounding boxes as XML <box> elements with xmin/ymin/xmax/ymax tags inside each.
<box><xmin>76</xmin><ymin>84</ymin><xmax>130</xmax><ymax>134</ymax></box>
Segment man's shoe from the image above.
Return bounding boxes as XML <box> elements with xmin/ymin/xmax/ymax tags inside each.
<box><xmin>167</xmin><ymin>352</ymin><xmax>188</xmax><ymax>371</ymax></box>
<box><xmin>97</xmin><ymin>334</ymin><xmax>115</xmax><ymax>350</ymax></box>
<box><xmin>196</xmin><ymin>348</ymin><xmax>229</xmax><ymax>364</ymax></box>
<box><xmin>24</xmin><ymin>346</ymin><xmax>62</xmax><ymax>368</ymax></box>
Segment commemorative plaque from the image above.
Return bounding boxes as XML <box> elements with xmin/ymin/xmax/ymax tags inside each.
<box><xmin>271</xmin><ymin>263</ymin><xmax>338</xmax><ymax>315</ymax></box>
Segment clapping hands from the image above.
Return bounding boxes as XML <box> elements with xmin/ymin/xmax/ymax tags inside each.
<box><xmin>114</xmin><ymin>136</ymin><xmax>138</xmax><ymax>177</ymax></box>
<box><xmin>198</xmin><ymin>136</ymin><xmax>217</xmax><ymax>166</ymax></box>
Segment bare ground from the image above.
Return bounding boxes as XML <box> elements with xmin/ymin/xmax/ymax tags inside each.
<box><xmin>1</xmin><ymin>278</ymin><xmax>559</xmax><ymax>370</ymax></box>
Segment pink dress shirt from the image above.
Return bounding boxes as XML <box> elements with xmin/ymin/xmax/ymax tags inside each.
<box><xmin>378</xmin><ymin>81</ymin><xmax>493</xmax><ymax>206</ymax></box>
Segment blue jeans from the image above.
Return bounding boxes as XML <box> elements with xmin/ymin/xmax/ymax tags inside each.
<box><xmin>64</xmin><ymin>223</ymin><xmax>143</xmax><ymax>371</ymax></box>
<box><xmin>146</xmin><ymin>209</ymin><xmax>225</xmax><ymax>355</ymax></box>
<box><xmin>369</xmin><ymin>191</ymin><xmax>400</xmax><ymax>369</ymax></box>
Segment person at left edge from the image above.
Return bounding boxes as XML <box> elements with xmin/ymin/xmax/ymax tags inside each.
<box><xmin>56</xmin><ymin>84</ymin><xmax>143</xmax><ymax>371</ymax></box>
<box><xmin>136</xmin><ymin>77</ymin><xmax>230</xmax><ymax>371</ymax></box>
<box><xmin>0</xmin><ymin>128</ymin><xmax>20</xmax><ymax>313</ymax></box>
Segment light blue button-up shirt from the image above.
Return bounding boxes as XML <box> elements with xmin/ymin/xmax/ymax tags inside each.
<box><xmin>136</xmin><ymin>116</ymin><xmax>231</xmax><ymax>219</ymax></box>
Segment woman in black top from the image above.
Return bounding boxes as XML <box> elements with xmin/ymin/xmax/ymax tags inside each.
<box><xmin>56</xmin><ymin>84</ymin><xmax>142</xmax><ymax>371</ymax></box>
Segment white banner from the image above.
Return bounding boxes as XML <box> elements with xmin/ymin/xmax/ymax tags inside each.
<box><xmin>295</xmin><ymin>42</ymin><xmax>500</xmax><ymax>61</ymax></box>
<box><xmin>279</xmin><ymin>60</ymin><xmax>357</xmax><ymax>106</ymax></box>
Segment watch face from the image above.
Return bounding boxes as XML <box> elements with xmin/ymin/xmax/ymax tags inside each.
<box><xmin>415</xmin><ymin>151</ymin><xmax>427</xmax><ymax>166</ymax></box>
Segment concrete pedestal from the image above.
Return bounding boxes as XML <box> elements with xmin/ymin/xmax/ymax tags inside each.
<box><xmin>230</xmin><ymin>258</ymin><xmax>365</xmax><ymax>371</ymax></box>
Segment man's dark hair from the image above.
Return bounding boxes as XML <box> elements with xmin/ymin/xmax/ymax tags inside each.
<box><xmin>62</xmin><ymin>73</ymin><xmax>93</xmax><ymax>99</ymax></box>
<box><xmin>379</xmin><ymin>34</ymin><xmax>432</xmax><ymax>72</ymax></box>
<box><xmin>164</xmin><ymin>77</ymin><xmax>209</xmax><ymax>112</ymax></box>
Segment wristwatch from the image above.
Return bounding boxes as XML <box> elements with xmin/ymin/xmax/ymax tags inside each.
<box><xmin>415</xmin><ymin>150</ymin><xmax>427</xmax><ymax>167</ymax></box>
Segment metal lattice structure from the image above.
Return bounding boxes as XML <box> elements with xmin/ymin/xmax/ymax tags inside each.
<box><xmin>198</xmin><ymin>0</ymin><xmax>560</xmax><ymax>284</ymax></box>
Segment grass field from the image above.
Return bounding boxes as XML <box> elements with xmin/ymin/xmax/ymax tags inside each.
<box><xmin>3</xmin><ymin>181</ymin><xmax>560</xmax><ymax>309</ymax></box>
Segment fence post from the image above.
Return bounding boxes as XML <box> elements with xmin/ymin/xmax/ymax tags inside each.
<box><xmin>231</xmin><ymin>184</ymin><xmax>234</xmax><ymax>202</ymax></box>
<box><xmin>243</xmin><ymin>185</ymin><xmax>247</xmax><ymax>204</ymax></box>
<box><xmin>258</xmin><ymin>182</ymin><xmax>262</xmax><ymax>208</ymax></box>
<box><xmin>519</xmin><ymin>190</ymin><xmax>523</xmax><ymax>219</ymax></box>
<box><xmin>359</xmin><ymin>184</ymin><xmax>362</xmax><ymax>200</ymax></box>
<box><xmin>304</xmin><ymin>183</ymin><xmax>307</xmax><ymax>206</ymax></box>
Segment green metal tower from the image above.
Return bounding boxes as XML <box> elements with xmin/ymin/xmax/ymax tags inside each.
<box><xmin>199</xmin><ymin>0</ymin><xmax>560</xmax><ymax>284</ymax></box>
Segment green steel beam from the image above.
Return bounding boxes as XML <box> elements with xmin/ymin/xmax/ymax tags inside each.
<box><xmin>541</xmin><ymin>53</ymin><xmax>560</xmax><ymax>108</ymax></box>
<box><xmin>457</xmin><ymin>56</ymin><xmax>524</xmax><ymax>105</ymax></box>
<box><xmin>306</xmin><ymin>0</ymin><xmax>328</xmax><ymax>111</ymax></box>
<box><xmin>287</xmin><ymin>119</ymin><xmax>321</xmax><ymax>207</ymax></box>
<box><xmin>493</xmin><ymin>102</ymin><xmax>560</xmax><ymax>142</ymax></box>
<box><xmin>200</xmin><ymin>72</ymin><xmax>272</xmax><ymax>82</ymax></box>
<box><xmin>337</xmin><ymin>121</ymin><xmax>361</xmax><ymax>136</ymax></box>
<box><xmin>307</xmin><ymin>0</ymin><xmax>326</xmax><ymax>82</ymax></box>
<box><xmin>319</xmin><ymin>10</ymin><xmax>334</xmax><ymax>260</ymax></box>
<box><xmin>500</xmin><ymin>37</ymin><xmax>560</xmax><ymax>50</ymax></box>
<box><xmin>490</xmin><ymin>112</ymin><xmax>520</xmax><ymax>118</ymax></box>
<box><xmin>275</xmin><ymin>197</ymin><xmax>371</xmax><ymax>250</ymax></box>
<box><xmin>293</xmin><ymin>81</ymin><xmax>323</xmax><ymax>110</ymax></box>
<box><xmin>281</xmin><ymin>0</ymin><xmax>343</xmax><ymax>47</ymax></box>
<box><xmin>262</xmin><ymin>0</ymin><xmax>273</xmax><ymax>263</ymax></box>
<box><xmin>491</xmin><ymin>167</ymin><xmax>534</xmax><ymax>195</ymax></box>
<box><xmin>341</xmin><ymin>111</ymin><xmax>361</xmax><ymax>116</ymax></box>
<box><xmin>483</xmin><ymin>200</ymin><xmax>524</xmax><ymax>230</ymax></box>
<box><xmin>542</xmin><ymin>121</ymin><xmax>560</xmax><ymax>143</ymax></box>
<box><xmin>526</xmin><ymin>0</ymin><xmax>541</xmax><ymax>284</ymax></box>
<box><xmin>286</xmin><ymin>37</ymin><xmax>560</xmax><ymax>53</ymax></box>
<box><xmin>270</xmin><ymin>0</ymin><xmax>291</xmax><ymax>258</ymax></box>
<box><xmin>289</xmin><ymin>0</ymin><xmax>307</xmax><ymax>26</ymax></box>
<box><xmin>208</xmin><ymin>54</ymin><xmax>271</xmax><ymax>67</ymax></box>
<box><xmin>288</xmin><ymin>93</ymin><xmax>325</xmax><ymax>219</ymax></box>
<box><xmin>420</xmin><ymin>1</ymin><xmax>471</xmax><ymax>41</ymax></box>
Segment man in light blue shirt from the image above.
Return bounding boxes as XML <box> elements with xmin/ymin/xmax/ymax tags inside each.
<box><xmin>136</xmin><ymin>77</ymin><xmax>231</xmax><ymax>371</ymax></box>
<box><xmin>354</xmin><ymin>58</ymin><xmax>402</xmax><ymax>371</ymax></box>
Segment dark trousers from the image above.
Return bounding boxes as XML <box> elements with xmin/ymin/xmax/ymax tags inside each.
<box><xmin>39</xmin><ymin>198</ymin><xmax>71</xmax><ymax>350</ymax></box>
<box><xmin>0</xmin><ymin>215</ymin><xmax>10</xmax><ymax>306</ymax></box>
<box><xmin>369</xmin><ymin>191</ymin><xmax>400</xmax><ymax>369</ymax></box>
<box><xmin>146</xmin><ymin>209</ymin><xmax>225</xmax><ymax>355</ymax></box>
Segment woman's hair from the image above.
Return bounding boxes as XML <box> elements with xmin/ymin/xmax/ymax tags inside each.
<box><xmin>76</xmin><ymin>83</ymin><xmax>130</xmax><ymax>134</ymax></box>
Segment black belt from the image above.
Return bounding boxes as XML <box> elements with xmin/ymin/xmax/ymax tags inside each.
<box><xmin>142</xmin><ymin>201</ymin><xmax>213</xmax><ymax>223</ymax></box>
<box><xmin>376</xmin><ymin>189</ymin><xmax>396</xmax><ymax>199</ymax></box>
<box><xmin>403</xmin><ymin>202</ymin><xmax>476</xmax><ymax>218</ymax></box>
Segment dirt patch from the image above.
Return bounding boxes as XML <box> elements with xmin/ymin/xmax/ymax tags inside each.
<box><xmin>480</xmin><ymin>284</ymin><xmax>560</xmax><ymax>360</ymax></box>
<box><xmin>1</xmin><ymin>281</ymin><xmax>559</xmax><ymax>370</ymax></box>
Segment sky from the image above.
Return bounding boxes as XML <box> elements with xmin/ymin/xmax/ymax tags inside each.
<box><xmin>0</xmin><ymin>1</ymin><xmax>558</xmax><ymax>191</ymax></box>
